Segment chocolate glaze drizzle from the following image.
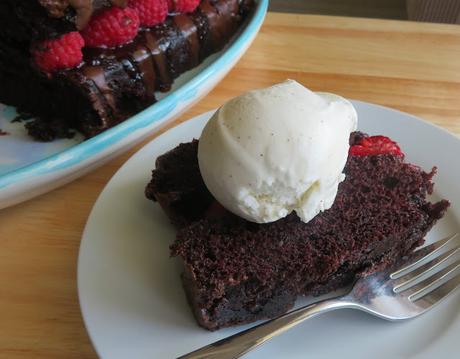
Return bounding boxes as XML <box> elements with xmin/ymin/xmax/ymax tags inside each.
<box><xmin>61</xmin><ymin>0</ymin><xmax>254</xmax><ymax>137</ymax></box>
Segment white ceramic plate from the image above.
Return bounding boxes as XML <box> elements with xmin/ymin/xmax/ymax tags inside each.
<box><xmin>0</xmin><ymin>0</ymin><xmax>268</xmax><ymax>209</ymax></box>
<box><xmin>78</xmin><ymin>102</ymin><xmax>460</xmax><ymax>359</ymax></box>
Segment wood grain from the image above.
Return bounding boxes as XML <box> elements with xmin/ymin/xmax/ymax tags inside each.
<box><xmin>270</xmin><ymin>0</ymin><xmax>408</xmax><ymax>19</ymax></box>
<box><xmin>1</xmin><ymin>13</ymin><xmax>460</xmax><ymax>359</ymax></box>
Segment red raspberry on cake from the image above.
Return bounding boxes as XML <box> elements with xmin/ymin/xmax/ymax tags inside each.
<box><xmin>169</xmin><ymin>0</ymin><xmax>200</xmax><ymax>13</ymax></box>
<box><xmin>166</xmin><ymin>0</ymin><xmax>174</xmax><ymax>12</ymax></box>
<box><xmin>81</xmin><ymin>7</ymin><xmax>140</xmax><ymax>48</ymax></box>
<box><xmin>349</xmin><ymin>135</ymin><xmax>404</xmax><ymax>157</ymax></box>
<box><xmin>32</xmin><ymin>32</ymin><xmax>85</xmax><ymax>73</ymax></box>
<box><xmin>128</xmin><ymin>0</ymin><xmax>168</xmax><ymax>26</ymax></box>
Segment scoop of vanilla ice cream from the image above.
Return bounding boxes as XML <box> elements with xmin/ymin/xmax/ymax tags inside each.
<box><xmin>197</xmin><ymin>80</ymin><xmax>358</xmax><ymax>224</ymax></box>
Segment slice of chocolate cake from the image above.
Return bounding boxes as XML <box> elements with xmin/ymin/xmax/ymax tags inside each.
<box><xmin>145</xmin><ymin>134</ymin><xmax>449</xmax><ymax>331</ymax></box>
<box><xmin>0</xmin><ymin>0</ymin><xmax>254</xmax><ymax>141</ymax></box>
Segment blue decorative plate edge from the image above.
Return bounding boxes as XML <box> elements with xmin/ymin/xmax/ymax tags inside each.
<box><xmin>0</xmin><ymin>0</ymin><xmax>268</xmax><ymax>190</ymax></box>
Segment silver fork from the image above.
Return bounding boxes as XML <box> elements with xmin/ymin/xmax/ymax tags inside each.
<box><xmin>179</xmin><ymin>233</ymin><xmax>460</xmax><ymax>359</ymax></box>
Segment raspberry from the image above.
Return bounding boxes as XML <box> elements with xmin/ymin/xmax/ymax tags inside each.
<box><xmin>166</xmin><ymin>0</ymin><xmax>174</xmax><ymax>12</ymax></box>
<box><xmin>81</xmin><ymin>7</ymin><xmax>140</xmax><ymax>48</ymax></box>
<box><xmin>128</xmin><ymin>0</ymin><xmax>168</xmax><ymax>26</ymax></box>
<box><xmin>349</xmin><ymin>135</ymin><xmax>404</xmax><ymax>157</ymax></box>
<box><xmin>170</xmin><ymin>0</ymin><xmax>200</xmax><ymax>13</ymax></box>
<box><xmin>32</xmin><ymin>32</ymin><xmax>84</xmax><ymax>73</ymax></box>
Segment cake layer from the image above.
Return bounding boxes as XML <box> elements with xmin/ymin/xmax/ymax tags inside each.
<box><xmin>147</xmin><ymin>140</ymin><xmax>214</xmax><ymax>226</ymax></box>
<box><xmin>146</xmin><ymin>135</ymin><xmax>449</xmax><ymax>330</ymax></box>
<box><xmin>0</xmin><ymin>0</ymin><xmax>254</xmax><ymax>140</ymax></box>
<box><xmin>1</xmin><ymin>1</ymin><xmax>75</xmax><ymax>43</ymax></box>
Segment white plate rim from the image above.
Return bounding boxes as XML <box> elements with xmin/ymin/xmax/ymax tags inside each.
<box><xmin>78</xmin><ymin>101</ymin><xmax>460</xmax><ymax>359</ymax></box>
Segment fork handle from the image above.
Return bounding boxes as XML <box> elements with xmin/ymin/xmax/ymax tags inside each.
<box><xmin>178</xmin><ymin>299</ymin><xmax>353</xmax><ymax>359</ymax></box>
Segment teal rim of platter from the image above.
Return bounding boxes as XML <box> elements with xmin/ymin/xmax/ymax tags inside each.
<box><xmin>0</xmin><ymin>0</ymin><xmax>268</xmax><ymax>189</ymax></box>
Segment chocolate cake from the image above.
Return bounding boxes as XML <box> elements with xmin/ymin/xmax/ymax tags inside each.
<box><xmin>0</xmin><ymin>0</ymin><xmax>254</xmax><ymax>141</ymax></box>
<box><xmin>145</xmin><ymin>133</ymin><xmax>449</xmax><ymax>331</ymax></box>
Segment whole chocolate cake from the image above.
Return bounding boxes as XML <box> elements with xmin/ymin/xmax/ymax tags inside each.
<box><xmin>145</xmin><ymin>134</ymin><xmax>449</xmax><ymax>330</ymax></box>
<box><xmin>0</xmin><ymin>0</ymin><xmax>254</xmax><ymax>141</ymax></box>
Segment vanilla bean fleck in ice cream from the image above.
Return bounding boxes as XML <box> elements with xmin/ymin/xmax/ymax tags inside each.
<box><xmin>198</xmin><ymin>80</ymin><xmax>358</xmax><ymax>224</ymax></box>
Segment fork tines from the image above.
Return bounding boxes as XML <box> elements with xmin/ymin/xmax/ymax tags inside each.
<box><xmin>390</xmin><ymin>233</ymin><xmax>460</xmax><ymax>303</ymax></box>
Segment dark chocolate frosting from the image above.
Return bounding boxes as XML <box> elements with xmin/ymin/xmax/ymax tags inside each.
<box><xmin>38</xmin><ymin>0</ymin><xmax>128</xmax><ymax>30</ymax></box>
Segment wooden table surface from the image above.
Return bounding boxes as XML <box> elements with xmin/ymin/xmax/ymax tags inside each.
<box><xmin>1</xmin><ymin>12</ymin><xmax>460</xmax><ymax>359</ymax></box>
